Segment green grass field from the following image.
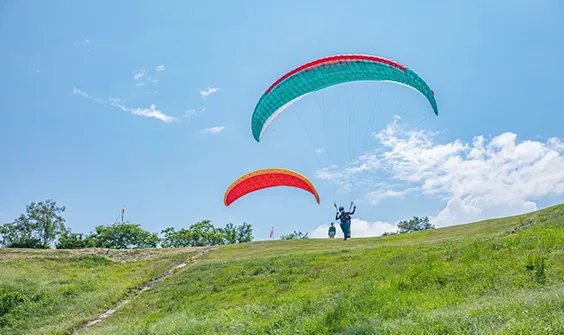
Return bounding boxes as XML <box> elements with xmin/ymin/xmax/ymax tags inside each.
<box><xmin>1</xmin><ymin>205</ymin><xmax>563</xmax><ymax>334</ymax></box>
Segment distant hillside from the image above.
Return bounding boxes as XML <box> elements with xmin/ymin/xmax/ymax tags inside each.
<box><xmin>1</xmin><ymin>204</ymin><xmax>563</xmax><ymax>335</ymax></box>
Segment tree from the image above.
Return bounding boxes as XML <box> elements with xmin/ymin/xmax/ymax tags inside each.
<box><xmin>160</xmin><ymin>220</ymin><xmax>224</xmax><ymax>248</ymax></box>
<box><xmin>160</xmin><ymin>227</ymin><xmax>189</xmax><ymax>248</ymax></box>
<box><xmin>55</xmin><ymin>230</ymin><xmax>95</xmax><ymax>249</ymax></box>
<box><xmin>396</xmin><ymin>216</ymin><xmax>434</xmax><ymax>234</ymax></box>
<box><xmin>223</xmin><ymin>223</ymin><xmax>238</xmax><ymax>244</ymax></box>
<box><xmin>236</xmin><ymin>222</ymin><xmax>253</xmax><ymax>243</ymax></box>
<box><xmin>0</xmin><ymin>199</ymin><xmax>66</xmax><ymax>248</ymax></box>
<box><xmin>189</xmin><ymin>220</ymin><xmax>225</xmax><ymax>247</ymax></box>
<box><xmin>161</xmin><ymin>221</ymin><xmax>253</xmax><ymax>248</ymax></box>
<box><xmin>280</xmin><ymin>230</ymin><xmax>309</xmax><ymax>240</ymax></box>
<box><xmin>89</xmin><ymin>222</ymin><xmax>160</xmax><ymax>249</ymax></box>
<box><xmin>382</xmin><ymin>231</ymin><xmax>398</xmax><ymax>236</ymax></box>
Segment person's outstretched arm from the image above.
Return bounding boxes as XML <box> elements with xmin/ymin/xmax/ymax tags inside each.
<box><xmin>335</xmin><ymin>212</ymin><xmax>340</xmax><ymax>220</ymax></box>
<box><xmin>350</xmin><ymin>206</ymin><xmax>356</xmax><ymax>215</ymax></box>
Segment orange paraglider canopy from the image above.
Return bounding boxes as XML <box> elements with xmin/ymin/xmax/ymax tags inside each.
<box><xmin>224</xmin><ymin>168</ymin><xmax>320</xmax><ymax>206</ymax></box>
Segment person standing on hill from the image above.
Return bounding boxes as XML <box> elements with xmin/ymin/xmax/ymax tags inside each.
<box><xmin>335</xmin><ymin>204</ymin><xmax>356</xmax><ymax>241</ymax></box>
<box><xmin>328</xmin><ymin>223</ymin><xmax>336</xmax><ymax>238</ymax></box>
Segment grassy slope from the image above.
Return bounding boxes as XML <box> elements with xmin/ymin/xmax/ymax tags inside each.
<box><xmin>0</xmin><ymin>248</ymin><xmax>197</xmax><ymax>335</ymax></box>
<box><xmin>2</xmin><ymin>205</ymin><xmax>564</xmax><ymax>334</ymax></box>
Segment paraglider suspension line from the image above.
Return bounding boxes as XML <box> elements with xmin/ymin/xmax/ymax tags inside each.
<box><xmin>297</xmin><ymin>112</ymin><xmax>336</xmax><ymax>204</ymax></box>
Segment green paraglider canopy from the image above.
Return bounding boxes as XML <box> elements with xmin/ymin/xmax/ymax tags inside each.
<box><xmin>251</xmin><ymin>54</ymin><xmax>438</xmax><ymax>142</ymax></box>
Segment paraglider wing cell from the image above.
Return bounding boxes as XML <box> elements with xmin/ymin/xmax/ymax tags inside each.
<box><xmin>224</xmin><ymin>168</ymin><xmax>320</xmax><ymax>206</ymax></box>
<box><xmin>251</xmin><ymin>54</ymin><xmax>438</xmax><ymax>142</ymax></box>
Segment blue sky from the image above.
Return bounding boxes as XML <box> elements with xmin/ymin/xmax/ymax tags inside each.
<box><xmin>1</xmin><ymin>0</ymin><xmax>564</xmax><ymax>240</ymax></box>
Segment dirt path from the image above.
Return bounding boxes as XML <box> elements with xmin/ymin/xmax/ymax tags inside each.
<box><xmin>72</xmin><ymin>247</ymin><xmax>210</xmax><ymax>334</ymax></box>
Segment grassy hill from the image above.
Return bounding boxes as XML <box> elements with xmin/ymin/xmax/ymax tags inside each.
<box><xmin>1</xmin><ymin>204</ymin><xmax>563</xmax><ymax>335</ymax></box>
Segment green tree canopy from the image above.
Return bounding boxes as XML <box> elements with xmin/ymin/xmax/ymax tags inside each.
<box><xmin>280</xmin><ymin>230</ymin><xmax>309</xmax><ymax>240</ymax></box>
<box><xmin>161</xmin><ymin>221</ymin><xmax>253</xmax><ymax>248</ymax></box>
<box><xmin>397</xmin><ymin>216</ymin><xmax>434</xmax><ymax>234</ymax></box>
<box><xmin>0</xmin><ymin>199</ymin><xmax>66</xmax><ymax>248</ymax></box>
<box><xmin>55</xmin><ymin>230</ymin><xmax>95</xmax><ymax>249</ymax></box>
<box><xmin>90</xmin><ymin>222</ymin><xmax>160</xmax><ymax>249</ymax></box>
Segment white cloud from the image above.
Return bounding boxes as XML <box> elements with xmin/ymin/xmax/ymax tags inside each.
<box><xmin>182</xmin><ymin>110</ymin><xmax>197</xmax><ymax>120</ymax></box>
<box><xmin>133</xmin><ymin>70</ymin><xmax>145</xmax><ymax>81</ymax></box>
<box><xmin>316</xmin><ymin>118</ymin><xmax>564</xmax><ymax>227</ymax></box>
<box><xmin>200</xmin><ymin>87</ymin><xmax>219</xmax><ymax>99</ymax></box>
<box><xmin>75</xmin><ymin>39</ymin><xmax>90</xmax><ymax>47</ymax></box>
<box><xmin>201</xmin><ymin>126</ymin><xmax>225</xmax><ymax>134</ymax></box>
<box><xmin>315</xmin><ymin>151</ymin><xmax>382</xmax><ymax>190</ymax></box>
<box><xmin>136</xmin><ymin>82</ymin><xmax>145</xmax><ymax>87</ymax></box>
<box><xmin>311</xmin><ymin>218</ymin><xmax>397</xmax><ymax>238</ymax></box>
<box><xmin>548</xmin><ymin>137</ymin><xmax>564</xmax><ymax>151</ymax></box>
<box><xmin>73</xmin><ymin>87</ymin><xmax>176</xmax><ymax>123</ymax></box>
<box><xmin>366</xmin><ymin>187</ymin><xmax>417</xmax><ymax>204</ymax></box>
<box><xmin>147</xmin><ymin>77</ymin><xmax>159</xmax><ymax>83</ymax></box>
<box><xmin>73</xmin><ymin>88</ymin><xmax>89</xmax><ymax>98</ymax></box>
<box><xmin>72</xmin><ymin>88</ymin><xmax>103</xmax><ymax>102</ymax></box>
<box><xmin>110</xmin><ymin>102</ymin><xmax>176</xmax><ymax>123</ymax></box>
<box><xmin>156</xmin><ymin>65</ymin><xmax>165</xmax><ymax>71</ymax></box>
<box><xmin>315</xmin><ymin>148</ymin><xmax>325</xmax><ymax>153</ymax></box>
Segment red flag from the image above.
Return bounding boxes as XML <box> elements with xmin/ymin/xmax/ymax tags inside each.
<box><xmin>269</xmin><ymin>227</ymin><xmax>274</xmax><ymax>238</ymax></box>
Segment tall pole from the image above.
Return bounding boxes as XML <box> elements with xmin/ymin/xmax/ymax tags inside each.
<box><xmin>121</xmin><ymin>207</ymin><xmax>125</xmax><ymax>223</ymax></box>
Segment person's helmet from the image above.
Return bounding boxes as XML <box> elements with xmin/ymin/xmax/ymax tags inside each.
<box><xmin>339</xmin><ymin>206</ymin><xmax>344</xmax><ymax>211</ymax></box>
